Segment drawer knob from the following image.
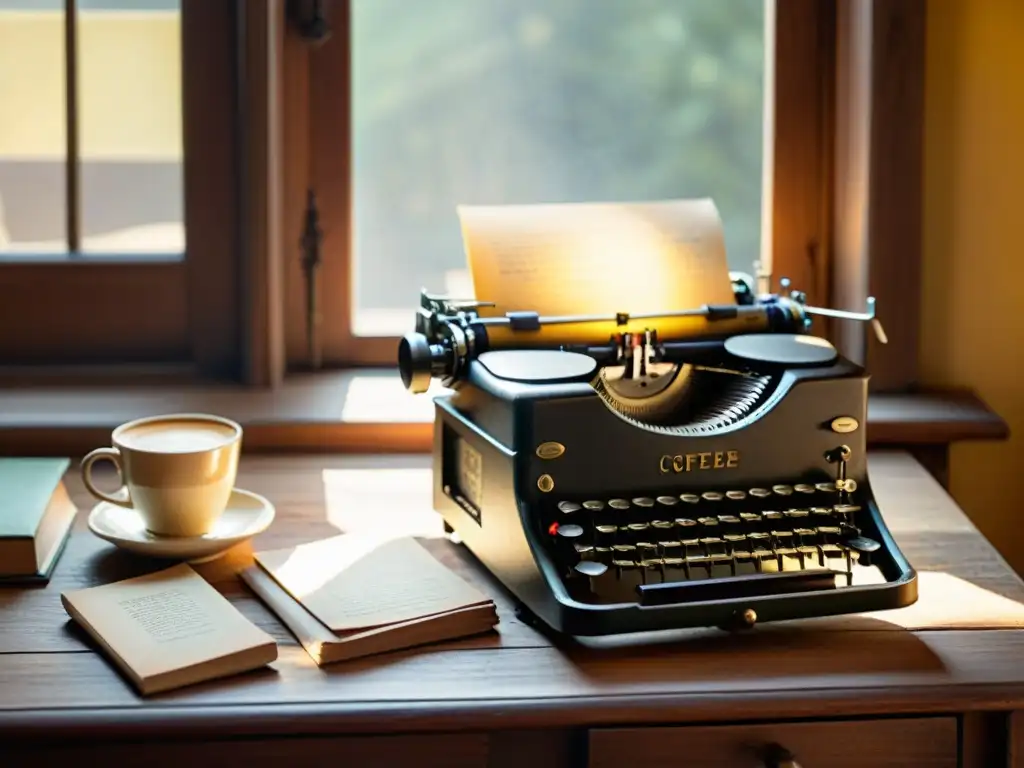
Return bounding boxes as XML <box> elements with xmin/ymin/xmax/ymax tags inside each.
<box><xmin>763</xmin><ymin>743</ymin><xmax>802</xmax><ymax>768</ymax></box>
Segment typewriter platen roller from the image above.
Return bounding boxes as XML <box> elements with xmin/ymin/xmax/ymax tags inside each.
<box><xmin>399</xmin><ymin>277</ymin><xmax>917</xmax><ymax>636</ymax></box>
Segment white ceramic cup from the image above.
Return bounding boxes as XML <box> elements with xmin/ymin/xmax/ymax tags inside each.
<box><xmin>80</xmin><ymin>413</ymin><xmax>242</xmax><ymax>538</ymax></box>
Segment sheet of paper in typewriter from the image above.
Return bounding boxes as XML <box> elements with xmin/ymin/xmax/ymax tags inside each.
<box><xmin>457</xmin><ymin>198</ymin><xmax>735</xmax><ymax>317</ymax></box>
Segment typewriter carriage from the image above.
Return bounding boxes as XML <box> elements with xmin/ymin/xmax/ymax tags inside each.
<box><xmin>406</xmin><ymin>277</ymin><xmax>917</xmax><ymax>636</ymax></box>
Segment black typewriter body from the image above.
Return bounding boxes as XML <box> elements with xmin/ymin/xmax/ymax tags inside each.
<box><xmin>430</xmin><ymin>349</ymin><xmax>917</xmax><ymax>637</ymax></box>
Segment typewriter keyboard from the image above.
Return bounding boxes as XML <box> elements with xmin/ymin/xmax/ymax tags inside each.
<box><xmin>544</xmin><ymin>481</ymin><xmax>886</xmax><ymax>603</ymax></box>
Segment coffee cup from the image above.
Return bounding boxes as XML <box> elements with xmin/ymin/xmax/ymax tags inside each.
<box><xmin>80</xmin><ymin>413</ymin><xmax>243</xmax><ymax>538</ymax></box>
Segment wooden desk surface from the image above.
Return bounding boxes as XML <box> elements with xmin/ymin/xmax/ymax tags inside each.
<box><xmin>2</xmin><ymin>451</ymin><xmax>1024</xmax><ymax>749</ymax></box>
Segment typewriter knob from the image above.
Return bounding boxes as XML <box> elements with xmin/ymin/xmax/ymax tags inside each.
<box><xmin>762</xmin><ymin>743</ymin><xmax>802</xmax><ymax>768</ymax></box>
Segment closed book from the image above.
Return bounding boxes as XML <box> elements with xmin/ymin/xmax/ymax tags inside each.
<box><xmin>247</xmin><ymin>533</ymin><xmax>498</xmax><ymax>664</ymax></box>
<box><xmin>0</xmin><ymin>458</ymin><xmax>77</xmax><ymax>583</ymax></box>
<box><xmin>62</xmin><ymin>563</ymin><xmax>278</xmax><ymax>695</ymax></box>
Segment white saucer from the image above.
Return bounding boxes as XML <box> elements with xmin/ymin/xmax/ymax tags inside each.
<box><xmin>87</xmin><ymin>488</ymin><xmax>275</xmax><ymax>563</ymax></box>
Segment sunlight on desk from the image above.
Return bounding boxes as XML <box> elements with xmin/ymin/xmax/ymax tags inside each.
<box><xmin>321</xmin><ymin>467</ymin><xmax>443</xmax><ymax>539</ymax></box>
<box><xmin>340</xmin><ymin>375</ymin><xmax>447</xmax><ymax>423</ymax></box>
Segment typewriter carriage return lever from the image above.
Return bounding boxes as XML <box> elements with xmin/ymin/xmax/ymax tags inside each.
<box><xmin>399</xmin><ymin>276</ymin><xmax>915</xmax><ymax>637</ymax></box>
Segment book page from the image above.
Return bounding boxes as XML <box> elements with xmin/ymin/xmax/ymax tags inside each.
<box><xmin>254</xmin><ymin>534</ymin><xmax>491</xmax><ymax>633</ymax></box>
<box><xmin>458</xmin><ymin>198</ymin><xmax>735</xmax><ymax>317</ymax></box>
<box><xmin>61</xmin><ymin>563</ymin><xmax>277</xmax><ymax>684</ymax></box>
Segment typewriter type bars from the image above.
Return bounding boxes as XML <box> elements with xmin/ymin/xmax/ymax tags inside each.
<box><xmin>544</xmin><ymin>467</ymin><xmax>881</xmax><ymax>604</ymax></box>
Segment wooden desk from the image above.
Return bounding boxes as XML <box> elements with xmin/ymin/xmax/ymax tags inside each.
<box><xmin>2</xmin><ymin>451</ymin><xmax>1024</xmax><ymax>767</ymax></box>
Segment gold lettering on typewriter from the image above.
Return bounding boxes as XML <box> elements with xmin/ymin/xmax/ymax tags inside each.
<box><xmin>659</xmin><ymin>450</ymin><xmax>740</xmax><ymax>473</ymax></box>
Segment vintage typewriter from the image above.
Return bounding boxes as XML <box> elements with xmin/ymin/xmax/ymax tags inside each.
<box><xmin>398</xmin><ymin>276</ymin><xmax>917</xmax><ymax>636</ymax></box>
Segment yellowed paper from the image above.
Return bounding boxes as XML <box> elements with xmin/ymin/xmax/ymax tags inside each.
<box><xmin>457</xmin><ymin>198</ymin><xmax>735</xmax><ymax>317</ymax></box>
<box><xmin>254</xmin><ymin>534</ymin><xmax>491</xmax><ymax>633</ymax></box>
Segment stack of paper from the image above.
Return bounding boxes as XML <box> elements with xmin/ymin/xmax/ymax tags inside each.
<box><xmin>242</xmin><ymin>534</ymin><xmax>498</xmax><ymax>665</ymax></box>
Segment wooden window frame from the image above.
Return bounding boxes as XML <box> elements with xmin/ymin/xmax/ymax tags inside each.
<box><xmin>0</xmin><ymin>0</ymin><xmax>952</xmax><ymax>461</ymax></box>
<box><xmin>0</xmin><ymin>0</ymin><xmax>242</xmax><ymax>380</ymax></box>
<box><xmin>272</xmin><ymin>0</ymin><xmax>925</xmax><ymax>392</ymax></box>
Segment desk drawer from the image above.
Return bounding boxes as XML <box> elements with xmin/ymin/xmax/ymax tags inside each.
<box><xmin>589</xmin><ymin>717</ymin><xmax>957</xmax><ymax>768</ymax></box>
<box><xmin>8</xmin><ymin>734</ymin><xmax>490</xmax><ymax>768</ymax></box>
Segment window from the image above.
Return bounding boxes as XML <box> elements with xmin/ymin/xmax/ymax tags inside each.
<box><xmin>0</xmin><ymin>0</ymin><xmax>927</xmax><ymax>401</ymax></box>
<box><xmin>293</xmin><ymin>0</ymin><xmax>840</xmax><ymax>371</ymax></box>
<box><xmin>0</xmin><ymin>0</ymin><xmax>238</xmax><ymax>374</ymax></box>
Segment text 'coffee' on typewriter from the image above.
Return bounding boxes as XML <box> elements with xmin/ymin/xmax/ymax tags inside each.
<box><xmin>398</xmin><ymin>239</ymin><xmax>917</xmax><ymax>637</ymax></box>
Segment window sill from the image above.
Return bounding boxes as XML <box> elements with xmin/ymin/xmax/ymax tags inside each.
<box><xmin>0</xmin><ymin>368</ymin><xmax>1008</xmax><ymax>457</ymax></box>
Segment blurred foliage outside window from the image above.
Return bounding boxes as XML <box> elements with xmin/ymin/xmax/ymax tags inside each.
<box><xmin>353</xmin><ymin>0</ymin><xmax>766</xmax><ymax>334</ymax></box>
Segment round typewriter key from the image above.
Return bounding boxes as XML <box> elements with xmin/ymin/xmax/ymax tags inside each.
<box><xmin>651</xmin><ymin>520</ymin><xmax>674</xmax><ymax>529</ymax></box>
<box><xmin>627</xmin><ymin>522</ymin><xmax>650</xmax><ymax>531</ymax></box>
<box><xmin>750</xmin><ymin>487</ymin><xmax>771</xmax><ymax>498</ymax></box>
<box><xmin>702</xmin><ymin>491</ymin><xmax>724</xmax><ymax>502</ymax></box>
<box><xmin>582</xmin><ymin>500</ymin><xmax>605</xmax><ymax>511</ymax></box>
<box><xmin>656</xmin><ymin>495</ymin><xmax>679</xmax><ymax>506</ymax></box>
<box><xmin>558</xmin><ymin>501</ymin><xmax>582</xmax><ymax>514</ymax></box>
<box><xmin>679</xmin><ymin>493</ymin><xmax>700</xmax><ymax>504</ymax></box>
<box><xmin>843</xmin><ymin>535</ymin><xmax>881</xmax><ymax>553</ymax></box>
<box><xmin>574</xmin><ymin>560</ymin><xmax>608</xmax><ymax>577</ymax></box>
<box><xmin>675</xmin><ymin>518</ymin><xmax>697</xmax><ymax>528</ymax></box>
<box><xmin>772</xmin><ymin>484</ymin><xmax>794</xmax><ymax>496</ymax></box>
<box><xmin>632</xmin><ymin>497</ymin><xmax>655</xmax><ymax>508</ymax></box>
<box><xmin>574</xmin><ymin>543</ymin><xmax>595</xmax><ymax>554</ymax></box>
<box><xmin>834</xmin><ymin>504</ymin><xmax>861</xmax><ymax>514</ymax></box>
<box><xmin>816</xmin><ymin>482</ymin><xmax>838</xmax><ymax>493</ymax></box>
<box><xmin>556</xmin><ymin>524</ymin><xmax>584</xmax><ymax>539</ymax></box>
<box><xmin>596</xmin><ymin>524</ymin><xmax>618</xmax><ymax>534</ymax></box>
<box><xmin>608</xmin><ymin>498</ymin><xmax>630</xmax><ymax>510</ymax></box>
<box><xmin>726</xmin><ymin>490</ymin><xmax>747</xmax><ymax>501</ymax></box>
<box><xmin>794</xmin><ymin>484</ymin><xmax>815</xmax><ymax>494</ymax></box>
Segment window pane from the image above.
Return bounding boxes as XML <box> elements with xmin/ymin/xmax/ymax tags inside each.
<box><xmin>352</xmin><ymin>0</ymin><xmax>766</xmax><ymax>336</ymax></box>
<box><xmin>0</xmin><ymin>0</ymin><xmax>66</xmax><ymax>253</ymax></box>
<box><xmin>78</xmin><ymin>0</ymin><xmax>184</xmax><ymax>254</ymax></box>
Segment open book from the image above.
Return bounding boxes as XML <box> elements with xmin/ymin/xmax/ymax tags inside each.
<box><xmin>245</xmin><ymin>534</ymin><xmax>498</xmax><ymax>664</ymax></box>
<box><xmin>62</xmin><ymin>563</ymin><xmax>278</xmax><ymax>695</ymax></box>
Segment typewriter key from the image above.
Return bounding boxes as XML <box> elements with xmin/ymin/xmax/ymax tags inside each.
<box><xmin>556</xmin><ymin>524</ymin><xmax>584</xmax><ymax>539</ymax></box>
<box><xmin>595</xmin><ymin>524</ymin><xmax>618</xmax><ymax>534</ymax></box>
<box><xmin>843</xmin><ymin>534</ymin><xmax>881</xmax><ymax>553</ymax></box>
<box><xmin>726</xmin><ymin>490</ymin><xmax>747</xmax><ymax>501</ymax></box>
<box><xmin>675</xmin><ymin>518</ymin><xmax>697</xmax><ymax>529</ymax></box>
<box><xmin>772</xmin><ymin>484</ymin><xmax>794</xmax><ymax>496</ymax></box>
<box><xmin>750</xmin><ymin>487</ymin><xmax>771</xmax><ymax>498</ymax></box>
<box><xmin>680</xmin><ymin>493</ymin><xmax>700</xmax><ymax>504</ymax></box>
<box><xmin>574</xmin><ymin>560</ymin><xmax>608</xmax><ymax>577</ymax></box>
<box><xmin>655</xmin><ymin>495</ymin><xmax>679</xmax><ymax>506</ymax></box>
<box><xmin>558</xmin><ymin>501</ymin><xmax>582</xmax><ymax>514</ymax></box>
<box><xmin>816</xmin><ymin>482</ymin><xmax>838</xmax><ymax>493</ymax></box>
<box><xmin>608</xmin><ymin>498</ymin><xmax>630</xmax><ymax>510</ymax></box>
<box><xmin>632</xmin><ymin>497</ymin><xmax>655</xmax><ymax>508</ymax></box>
<box><xmin>651</xmin><ymin>519</ymin><xmax>674</xmax><ymax>529</ymax></box>
<box><xmin>702</xmin><ymin>491</ymin><xmax>724</xmax><ymax>502</ymax></box>
<box><xmin>794</xmin><ymin>484</ymin><xmax>815</xmax><ymax>494</ymax></box>
<box><xmin>582</xmin><ymin>500</ymin><xmax>605</xmax><ymax>511</ymax></box>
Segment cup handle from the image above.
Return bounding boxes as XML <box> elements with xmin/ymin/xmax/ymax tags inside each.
<box><xmin>81</xmin><ymin>447</ymin><xmax>132</xmax><ymax>508</ymax></box>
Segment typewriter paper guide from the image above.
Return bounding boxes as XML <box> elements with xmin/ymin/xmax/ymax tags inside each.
<box><xmin>457</xmin><ymin>198</ymin><xmax>735</xmax><ymax>316</ymax></box>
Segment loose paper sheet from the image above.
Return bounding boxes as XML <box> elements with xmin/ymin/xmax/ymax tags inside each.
<box><xmin>254</xmin><ymin>534</ymin><xmax>491</xmax><ymax>633</ymax></box>
<box><xmin>457</xmin><ymin>198</ymin><xmax>735</xmax><ymax>317</ymax></box>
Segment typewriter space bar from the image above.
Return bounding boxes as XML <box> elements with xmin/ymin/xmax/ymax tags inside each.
<box><xmin>637</xmin><ymin>570</ymin><xmax>840</xmax><ymax>607</ymax></box>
